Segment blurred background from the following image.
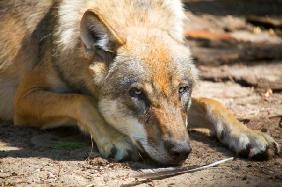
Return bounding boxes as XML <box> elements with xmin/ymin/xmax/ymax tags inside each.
<box><xmin>184</xmin><ymin>0</ymin><xmax>282</xmax><ymax>64</ymax></box>
<box><xmin>183</xmin><ymin>0</ymin><xmax>282</xmax><ymax>119</ymax></box>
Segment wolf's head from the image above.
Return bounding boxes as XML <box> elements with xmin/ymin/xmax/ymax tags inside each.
<box><xmin>78</xmin><ymin>1</ymin><xmax>197</xmax><ymax>165</ymax></box>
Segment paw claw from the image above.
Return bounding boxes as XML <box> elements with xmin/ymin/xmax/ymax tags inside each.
<box><xmin>250</xmin><ymin>146</ymin><xmax>275</xmax><ymax>160</ymax></box>
<box><xmin>273</xmin><ymin>142</ymin><xmax>280</xmax><ymax>155</ymax></box>
<box><xmin>238</xmin><ymin>144</ymin><xmax>251</xmax><ymax>158</ymax></box>
<box><xmin>229</xmin><ymin>130</ymin><xmax>280</xmax><ymax>160</ymax></box>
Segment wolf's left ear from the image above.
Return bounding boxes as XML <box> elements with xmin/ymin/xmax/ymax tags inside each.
<box><xmin>80</xmin><ymin>10</ymin><xmax>124</xmax><ymax>52</ymax></box>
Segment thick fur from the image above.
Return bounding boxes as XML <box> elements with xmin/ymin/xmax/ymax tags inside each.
<box><xmin>0</xmin><ymin>0</ymin><xmax>279</xmax><ymax>165</ymax></box>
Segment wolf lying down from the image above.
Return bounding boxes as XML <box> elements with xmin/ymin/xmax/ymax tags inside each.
<box><xmin>0</xmin><ymin>0</ymin><xmax>280</xmax><ymax>165</ymax></box>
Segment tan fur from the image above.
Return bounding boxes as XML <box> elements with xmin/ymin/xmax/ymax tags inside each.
<box><xmin>0</xmin><ymin>0</ymin><xmax>279</xmax><ymax>165</ymax></box>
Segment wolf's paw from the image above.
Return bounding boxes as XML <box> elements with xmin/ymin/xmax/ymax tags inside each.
<box><xmin>96</xmin><ymin>134</ymin><xmax>139</xmax><ymax>162</ymax></box>
<box><xmin>222</xmin><ymin>130</ymin><xmax>280</xmax><ymax>160</ymax></box>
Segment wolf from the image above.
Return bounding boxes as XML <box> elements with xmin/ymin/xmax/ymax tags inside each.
<box><xmin>0</xmin><ymin>0</ymin><xmax>279</xmax><ymax>165</ymax></box>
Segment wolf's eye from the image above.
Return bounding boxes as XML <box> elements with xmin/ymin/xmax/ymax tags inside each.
<box><xmin>179</xmin><ymin>86</ymin><xmax>189</xmax><ymax>95</ymax></box>
<box><xmin>129</xmin><ymin>87</ymin><xmax>150</xmax><ymax>112</ymax></box>
<box><xmin>129</xmin><ymin>87</ymin><xmax>143</xmax><ymax>98</ymax></box>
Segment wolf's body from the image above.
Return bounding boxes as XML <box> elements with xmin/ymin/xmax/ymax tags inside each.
<box><xmin>0</xmin><ymin>0</ymin><xmax>279</xmax><ymax>165</ymax></box>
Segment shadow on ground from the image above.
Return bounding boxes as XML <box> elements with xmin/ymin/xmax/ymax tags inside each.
<box><xmin>0</xmin><ymin>122</ymin><xmax>233</xmax><ymax>165</ymax></box>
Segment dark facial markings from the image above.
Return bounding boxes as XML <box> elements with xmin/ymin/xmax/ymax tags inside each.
<box><xmin>176</xmin><ymin>78</ymin><xmax>194</xmax><ymax>110</ymax></box>
<box><xmin>128</xmin><ymin>85</ymin><xmax>150</xmax><ymax>116</ymax></box>
<box><xmin>178</xmin><ymin>85</ymin><xmax>189</xmax><ymax>95</ymax></box>
<box><xmin>125</xmin><ymin>78</ymin><xmax>193</xmax><ymax>120</ymax></box>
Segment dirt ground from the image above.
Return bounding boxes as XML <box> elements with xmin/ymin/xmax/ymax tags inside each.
<box><xmin>1</xmin><ymin>0</ymin><xmax>282</xmax><ymax>186</ymax></box>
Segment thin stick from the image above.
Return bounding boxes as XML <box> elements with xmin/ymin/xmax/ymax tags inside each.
<box><xmin>85</xmin><ymin>135</ymin><xmax>95</xmax><ymax>163</ymax></box>
<box><xmin>135</xmin><ymin>157</ymin><xmax>234</xmax><ymax>180</ymax></box>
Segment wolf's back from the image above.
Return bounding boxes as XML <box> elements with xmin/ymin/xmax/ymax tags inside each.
<box><xmin>0</xmin><ymin>0</ymin><xmax>55</xmax><ymax>66</ymax></box>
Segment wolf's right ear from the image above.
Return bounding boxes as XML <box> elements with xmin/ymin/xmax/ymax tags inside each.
<box><xmin>80</xmin><ymin>10</ymin><xmax>124</xmax><ymax>53</ymax></box>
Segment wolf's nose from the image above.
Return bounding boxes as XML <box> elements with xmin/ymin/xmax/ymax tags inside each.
<box><xmin>165</xmin><ymin>139</ymin><xmax>192</xmax><ymax>162</ymax></box>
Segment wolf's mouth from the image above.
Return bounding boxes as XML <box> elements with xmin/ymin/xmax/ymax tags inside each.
<box><xmin>136</xmin><ymin>140</ymin><xmax>146</xmax><ymax>154</ymax></box>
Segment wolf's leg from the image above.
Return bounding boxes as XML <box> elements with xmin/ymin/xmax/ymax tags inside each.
<box><xmin>14</xmin><ymin>83</ymin><xmax>138</xmax><ymax>161</ymax></box>
<box><xmin>189</xmin><ymin>97</ymin><xmax>280</xmax><ymax>160</ymax></box>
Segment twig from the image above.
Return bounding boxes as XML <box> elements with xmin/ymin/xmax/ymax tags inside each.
<box><xmin>121</xmin><ymin>157</ymin><xmax>234</xmax><ymax>187</ymax></box>
<box><xmin>135</xmin><ymin>157</ymin><xmax>234</xmax><ymax>180</ymax></box>
<box><xmin>85</xmin><ymin>135</ymin><xmax>95</xmax><ymax>162</ymax></box>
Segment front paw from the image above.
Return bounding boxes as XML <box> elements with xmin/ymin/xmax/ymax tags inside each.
<box><xmin>96</xmin><ymin>134</ymin><xmax>139</xmax><ymax>162</ymax></box>
<box><xmin>222</xmin><ymin>130</ymin><xmax>280</xmax><ymax>160</ymax></box>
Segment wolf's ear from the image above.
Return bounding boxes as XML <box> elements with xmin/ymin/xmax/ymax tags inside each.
<box><xmin>80</xmin><ymin>10</ymin><xmax>124</xmax><ymax>52</ymax></box>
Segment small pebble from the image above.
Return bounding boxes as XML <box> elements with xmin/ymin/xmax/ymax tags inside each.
<box><xmin>47</xmin><ymin>172</ymin><xmax>56</xmax><ymax>179</ymax></box>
